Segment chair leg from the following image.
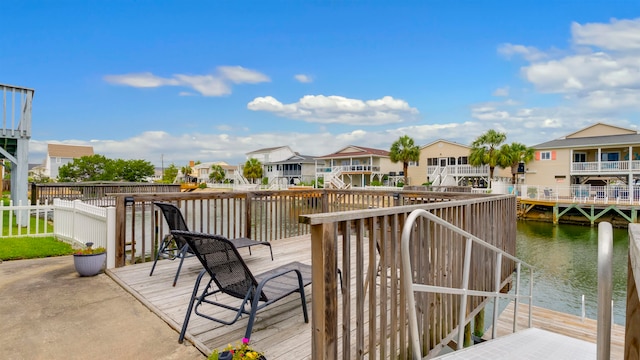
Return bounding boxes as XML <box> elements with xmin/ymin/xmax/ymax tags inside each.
<box><xmin>149</xmin><ymin>236</ymin><xmax>170</xmax><ymax>276</ymax></box>
<box><xmin>267</xmin><ymin>243</ymin><xmax>273</xmax><ymax>261</ymax></box>
<box><xmin>179</xmin><ymin>269</ymin><xmax>207</xmax><ymax>344</ymax></box>
<box><xmin>173</xmin><ymin>244</ymin><xmax>190</xmax><ymax>287</ymax></box>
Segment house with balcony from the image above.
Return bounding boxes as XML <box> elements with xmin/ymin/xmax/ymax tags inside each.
<box><xmin>413</xmin><ymin>139</ymin><xmax>495</xmax><ymax>187</ymax></box>
<box><xmin>246</xmin><ymin>146</ymin><xmax>316</xmax><ymax>186</ymax></box>
<box><xmin>314</xmin><ymin>145</ymin><xmax>401</xmax><ymax>188</ymax></box>
<box><xmin>526</xmin><ymin>122</ymin><xmax>640</xmax><ymax>200</ymax></box>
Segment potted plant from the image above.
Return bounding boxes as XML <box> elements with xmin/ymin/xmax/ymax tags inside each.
<box><xmin>73</xmin><ymin>242</ymin><xmax>106</xmax><ymax>277</ymax></box>
<box><xmin>209</xmin><ymin>338</ymin><xmax>265</xmax><ymax>360</ymax></box>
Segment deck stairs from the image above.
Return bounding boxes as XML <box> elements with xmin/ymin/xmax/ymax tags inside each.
<box><xmin>233</xmin><ymin>166</ymin><xmax>250</xmax><ymax>185</ymax></box>
<box><xmin>401</xmin><ymin>210</ymin><xmax>615</xmax><ymax>360</ymax></box>
<box><xmin>324</xmin><ymin>167</ymin><xmax>347</xmax><ymax>189</ymax></box>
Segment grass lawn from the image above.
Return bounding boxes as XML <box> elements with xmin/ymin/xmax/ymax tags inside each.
<box><xmin>0</xmin><ymin>236</ymin><xmax>74</xmax><ymax>261</ymax></box>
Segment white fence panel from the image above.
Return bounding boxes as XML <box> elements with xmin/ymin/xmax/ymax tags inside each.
<box><xmin>0</xmin><ymin>200</ymin><xmax>54</xmax><ymax>237</ymax></box>
<box><xmin>53</xmin><ymin>199</ymin><xmax>116</xmax><ymax>268</ymax></box>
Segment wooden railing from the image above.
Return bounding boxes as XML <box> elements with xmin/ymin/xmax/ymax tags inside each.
<box><xmin>112</xmin><ymin>189</ymin><xmax>490</xmax><ymax>267</ymax></box>
<box><xmin>300</xmin><ymin>194</ymin><xmax>517</xmax><ymax>359</ymax></box>
<box><xmin>31</xmin><ymin>182</ymin><xmax>180</xmax><ymax>206</ymax></box>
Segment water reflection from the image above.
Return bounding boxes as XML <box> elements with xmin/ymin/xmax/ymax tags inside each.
<box><xmin>516</xmin><ymin>221</ymin><xmax>628</xmax><ymax>325</ymax></box>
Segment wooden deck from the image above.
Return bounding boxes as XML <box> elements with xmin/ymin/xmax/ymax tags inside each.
<box><xmin>486</xmin><ymin>301</ymin><xmax>625</xmax><ymax>359</ymax></box>
<box><xmin>108</xmin><ymin>234</ymin><xmax>373</xmax><ymax>359</ymax></box>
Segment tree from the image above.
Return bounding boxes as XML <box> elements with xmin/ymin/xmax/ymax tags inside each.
<box><xmin>243</xmin><ymin>158</ymin><xmax>263</xmax><ymax>184</ymax></box>
<box><xmin>389</xmin><ymin>135</ymin><xmax>420</xmax><ymax>186</ymax></box>
<box><xmin>57</xmin><ymin>155</ymin><xmax>155</xmax><ymax>182</ymax></box>
<box><xmin>180</xmin><ymin>165</ymin><xmax>192</xmax><ymax>176</ymax></box>
<box><xmin>498</xmin><ymin>142</ymin><xmax>535</xmax><ymax>184</ymax></box>
<box><xmin>469</xmin><ymin>129</ymin><xmax>507</xmax><ymax>187</ymax></box>
<box><xmin>209</xmin><ymin>164</ymin><xmax>226</xmax><ymax>183</ymax></box>
<box><xmin>58</xmin><ymin>154</ymin><xmax>111</xmax><ymax>182</ymax></box>
<box><xmin>163</xmin><ymin>163</ymin><xmax>179</xmax><ymax>183</ymax></box>
<box><xmin>116</xmin><ymin>159</ymin><xmax>155</xmax><ymax>182</ymax></box>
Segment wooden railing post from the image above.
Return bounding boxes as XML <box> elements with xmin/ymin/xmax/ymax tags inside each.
<box><xmin>311</xmin><ymin>221</ymin><xmax>337</xmax><ymax>360</ymax></box>
<box><xmin>245</xmin><ymin>192</ymin><xmax>253</xmax><ymax>239</ymax></box>
<box><xmin>625</xmin><ymin>224</ymin><xmax>640</xmax><ymax>359</ymax></box>
<box><xmin>114</xmin><ymin>195</ymin><xmax>127</xmax><ymax>267</ymax></box>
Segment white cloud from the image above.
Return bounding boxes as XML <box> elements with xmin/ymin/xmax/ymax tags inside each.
<box><xmin>492</xmin><ymin>86</ymin><xmax>510</xmax><ymax>97</ymax></box>
<box><xmin>247</xmin><ymin>95</ymin><xmax>418</xmax><ymax>125</ymax></box>
<box><xmin>104</xmin><ymin>66</ymin><xmax>270</xmax><ymax>96</ymax></box>
<box><xmin>218</xmin><ymin>66</ymin><xmax>271</xmax><ymax>84</ymax></box>
<box><xmin>103</xmin><ymin>73</ymin><xmax>179</xmax><ymax>88</ymax></box>
<box><xmin>572</xmin><ymin>18</ymin><xmax>640</xmax><ymax>52</ymax></box>
<box><xmin>294</xmin><ymin>74</ymin><xmax>313</xmax><ymax>83</ymax></box>
<box><xmin>498</xmin><ymin>44</ymin><xmax>548</xmax><ymax>62</ymax></box>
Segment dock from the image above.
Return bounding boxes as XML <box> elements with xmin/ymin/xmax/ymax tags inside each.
<box><xmin>485</xmin><ymin>301</ymin><xmax>625</xmax><ymax>359</ymax></box>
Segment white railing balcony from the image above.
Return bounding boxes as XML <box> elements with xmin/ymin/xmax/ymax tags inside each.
<box><xmin>316</xmin><ymin>165</ymin><xmax>380</xmax><ymax>175</ymax></box>
<box><xmin>571</xmin><ymin>160</ymin><xmax>640</xmax><ymax>174</ymax></box>
<box><xmin>427</xmin><ymin>165</ymin><xmax>489</xmax><ymax>177</ymax></box>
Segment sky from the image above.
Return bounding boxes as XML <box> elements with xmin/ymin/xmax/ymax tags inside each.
<box><xmin>1</xmin><ymin>1</ymin><xmax>639</xmax><ymax>168</ymax></box>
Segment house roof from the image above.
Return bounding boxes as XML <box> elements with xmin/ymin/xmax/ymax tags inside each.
<box><xmin>47</xmin><ymin>144</ymin><xmax>94</xmax><ymax>158</ymax></box>
<box><xmin>533</xmin><ymin>133</ymin><xmax>640</xmax><ymax>149</ymax></box>
<box><xmin>315</xmin><ymin>145</ymin><xmax>390</xmax><ymax>159</ymax></box>
<box><xmin>270</xmin><ymin>154</ymin><xmax>316</xmax><ymax>164</ymax></box>
<box><xmin>420</xmin><ymin>139</ymin><xmax>470</xmax><ymax>150</ymax></box>
<box><xmin>246</xmin><ymin>146</ymin><xmax>292</xmax><ymax>155</ymax></box>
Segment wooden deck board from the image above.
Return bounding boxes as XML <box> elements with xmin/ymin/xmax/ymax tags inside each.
<box><xmin>486</xmin><ymin>301</ymin><xmax>625</xmax><ymax>359</ymax></box>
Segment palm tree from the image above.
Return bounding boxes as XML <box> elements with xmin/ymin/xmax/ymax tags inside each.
<box><xmin>180</xmin><ymin>164</ymin><xmax>193</xmax><ymax>182</ymax></box>
<box><xmin>498</xmin><ymin>142</ymin><xmax>535</xmax><ymax>184</ymax></box>
<box><xmin>209</xmin><ymin>164</ymin><xmax>226</xmax><ymax>183</ymax></box>
<box><xmin>243</xmin><ymin>158</ymin><xmax>263</xmax><ymax>184</ymax></box>
<box><xmin>469</xmin><ymin>129</ymin><xmax>507</xmax><ymax>187</ymax></box>
<box><xmin>389</xmin><ymin>135</ymin><xmax>420</xmax><ymax>186</ymax></box>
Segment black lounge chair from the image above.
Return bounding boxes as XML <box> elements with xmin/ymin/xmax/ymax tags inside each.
<box><xmin>172</xmin><ymin>230</ymin><xmax>311</xmax><ymax>343</ymax></box>
<box><xmin>150</xmin><ymin>202</ymin><xmax>273</xmax><ymax>286</ymax></box>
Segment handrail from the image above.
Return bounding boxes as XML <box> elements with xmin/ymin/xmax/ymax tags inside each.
<box><xmin>597</xmin><ymin>222</ymin><xmax>613</xmax><ymax>360</ymax></box>
<box><xmin>401</xmin><ymin>208</ymin><xmax>534</xmax><ymax>359</ymax></box>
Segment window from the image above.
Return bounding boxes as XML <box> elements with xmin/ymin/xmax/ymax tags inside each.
<box><xmin>458</xmin><ymin>156</ymin><xmax>468</xmax><ymax>165</ymax></box>
<box><xmin>601</xmin><ymin>152</ymin><xmax>619</xmax><ymax>161</ymax></box>
<box><xmin>573</xmin><ymin>153</ymin><xmax>586</xmax><ymax>162</ymax></box>
<box><xmin>408</xmin><ymin>161</ymin><xmax>419</xmax><ymax>166</ymax></box>
<box><xmin>56</xmin><ymin>157</ymin><xmax>61</xmax><ymax>163</ymax></box>
<box><xmin>541</xmin><ymin>151</ymin><xmax>551</xmax><ymax>160</ymax></box>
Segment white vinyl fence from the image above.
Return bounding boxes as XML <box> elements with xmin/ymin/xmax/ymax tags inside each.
<box><xmin>0</xmin><ymin>199</ymin><xmax>116</xmax><ymax>269</ymax></box>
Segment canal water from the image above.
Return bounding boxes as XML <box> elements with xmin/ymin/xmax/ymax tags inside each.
<box><xmin>515</xmin><ymin>220</ymin><xmax>628</xmax><ymax>325</ymax></box>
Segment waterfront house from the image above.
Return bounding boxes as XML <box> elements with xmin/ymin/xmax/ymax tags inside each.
<box><xmin>246</xmin><ymin>146</ymin><xmax>316</xmax><ymax>186</ymax></box>
<box><xmin>314</xmin><ymin>145</ymin><xmax>402</xmax><ymax>188</ymax></box>
<box><xmin>525</xmin><ymin>122</ymin><xmax>640</xmax><ymax>200</ymax></box>
<box><xmin>44</xmin><ymin>143</ymin><xmax>94</xmax><ymax>179</ymax></box>
<box><xmin>413</xmin><ymin>139</ymin><xmax>497</xmax><ymax>187</ymax></box>
<box><xmin>193</xmin><ymin>161</ymin><xmax>236</xmax><ymax>183</ymax></box>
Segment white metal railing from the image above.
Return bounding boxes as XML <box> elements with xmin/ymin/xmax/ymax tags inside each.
<box><xmin>597</xmin><ymin>222</ymin><xmax>613</xmax><ymax>360</ymax></box>
<box><xmin>514</xmin><ymin>184</ymin><xmax>640</xmax><ymax>204</ymax></box>
<box><xmin>572</xmin><ymin>160</ymin><xmax>640</xmax><ymax>174</ymax></box>
<box><xmin>401</xmin><ymin>209</ymin><xmax>534</xmax><ymax>359</ymax></box>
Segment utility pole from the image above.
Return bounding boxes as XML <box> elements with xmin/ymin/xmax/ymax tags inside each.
<box><xmin>161</xmin><ymin>154</ymin><xmax>164</xmax><ymax>181</ymax></box>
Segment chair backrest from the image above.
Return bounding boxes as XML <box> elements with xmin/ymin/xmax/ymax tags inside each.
<box><xmin>154</xmin><ymin>202</ymin><xmax>190</xmax><ymax>231</ymax></box>
<box><xmin>171</xmin><ymin>230</ymin><xmax>267</xmax><ymax>302</ymax></box>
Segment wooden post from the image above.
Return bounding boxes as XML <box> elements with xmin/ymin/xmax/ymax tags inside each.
<box><xmin>473</xmin><ymin>309</ymin><xmax>485</xmax><ymax>337</ymax></box>
<box><xmin>625</xmin><ymin>255</ymin><xmax>640</xmax><ymax>359</ymax></box>
<box><xmin>311</xmin><ymin>222</ymin><xmax>337</xmax><ymax>360</ymax></box>
<box><xmin>245</xmin><ymin>192</ymin><xmax>253</xmax><ymax>239</ymax></box>
<box><xmin>464</xmin><ymin>322</ymin><xmax>472</xmax><ymax>347</ymax></box>
<box><xmin>115</xmin><ymin>195</ymin><xmax>127</xmax><ymax>267</ymax></box>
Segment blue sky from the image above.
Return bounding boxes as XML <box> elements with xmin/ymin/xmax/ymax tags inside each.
<box><xmin>2</xmin><ymin>1</ymin><xmax>639</xmax><ymax>167</ymax></box>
